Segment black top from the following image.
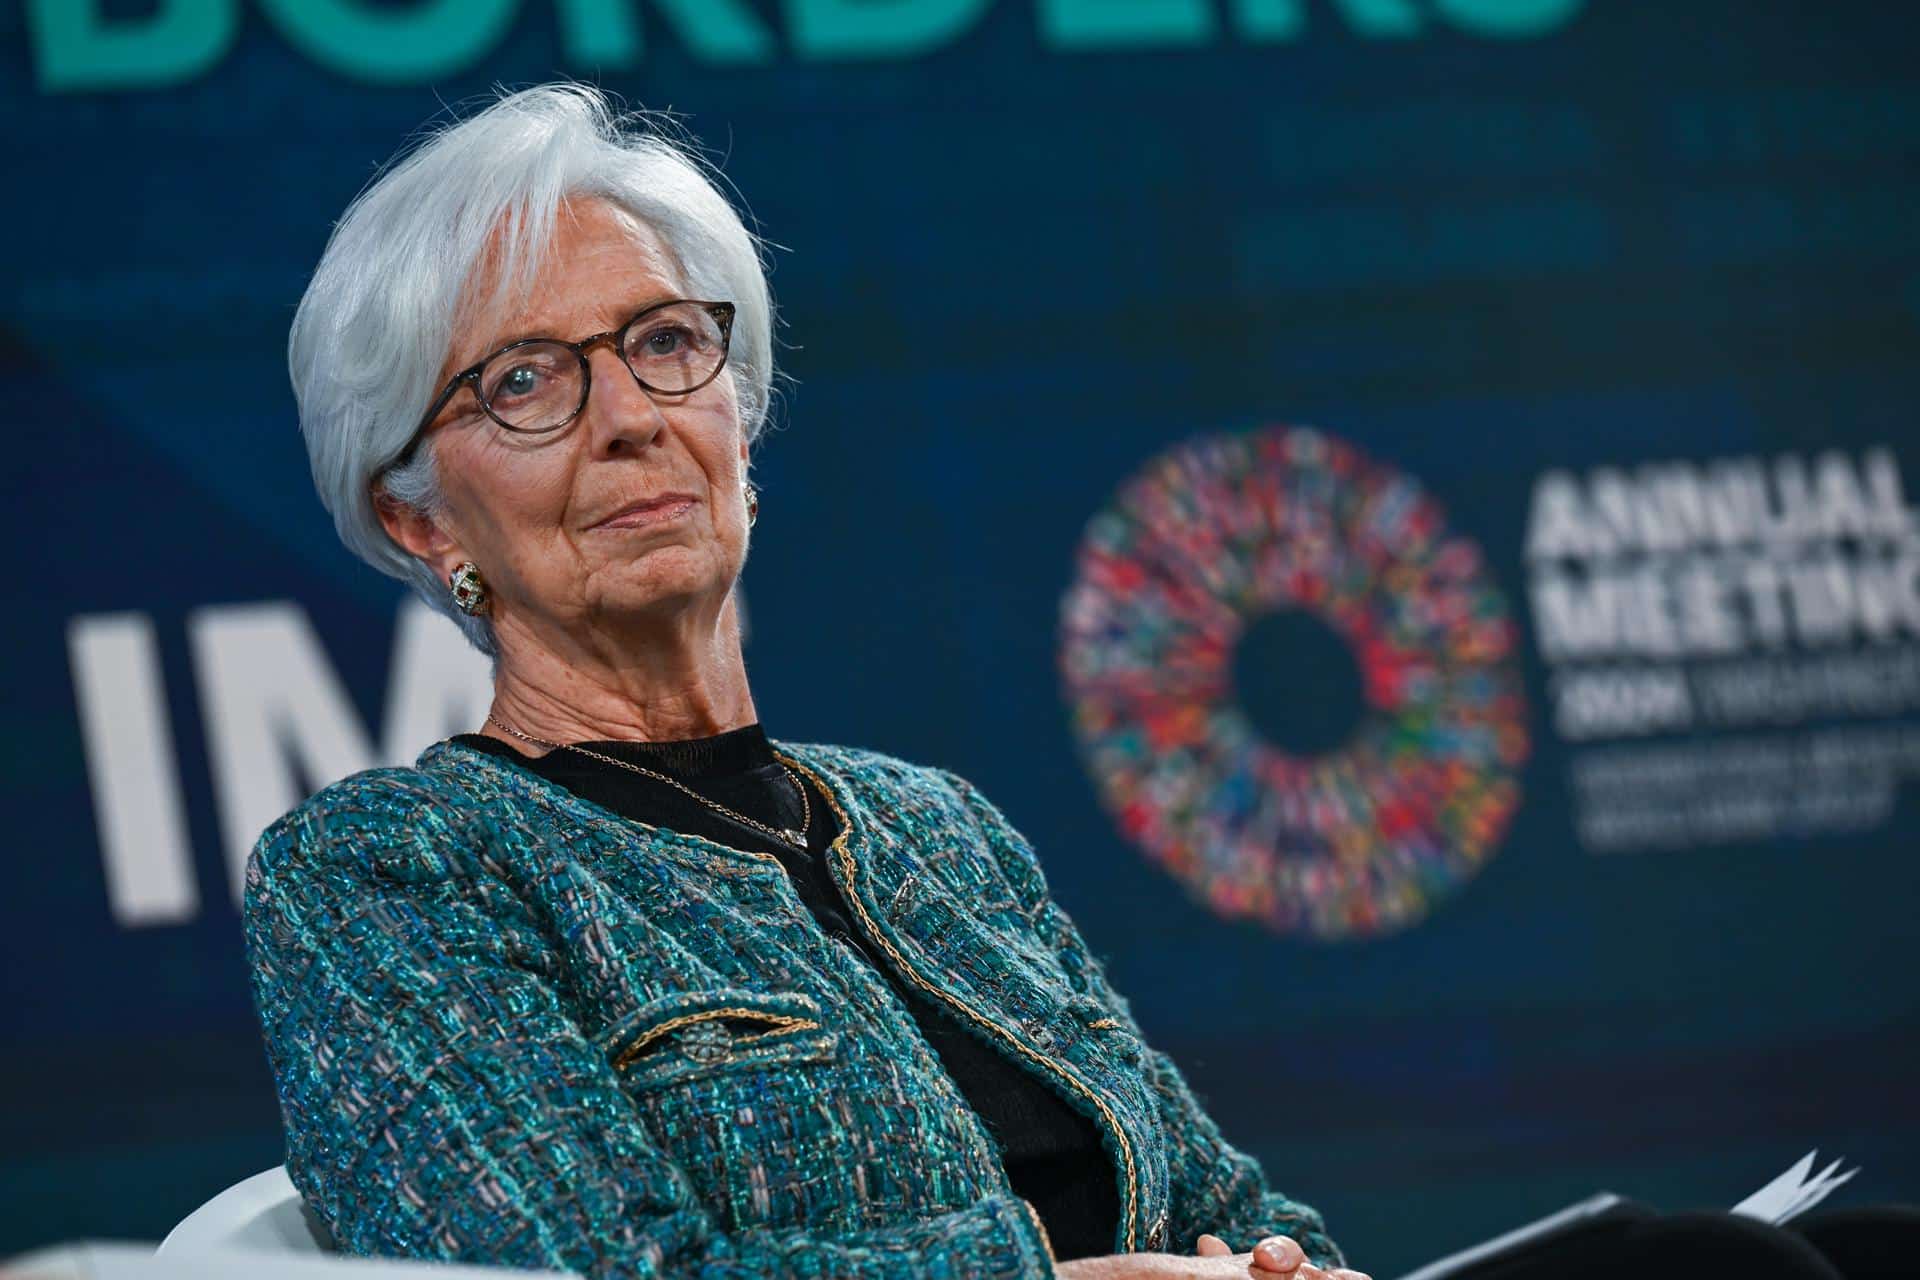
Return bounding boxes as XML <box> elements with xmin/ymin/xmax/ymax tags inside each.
<box><xmin>450</xmin><ymin>724</ymin><xmax>1119</xmax><ymax>1261</ymax></box>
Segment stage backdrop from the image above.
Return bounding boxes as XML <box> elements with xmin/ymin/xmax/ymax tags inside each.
<box><xmin>5</xmin><ymin>2</ymin><xmax>1918</xmax><ymax>1273</ymax></box>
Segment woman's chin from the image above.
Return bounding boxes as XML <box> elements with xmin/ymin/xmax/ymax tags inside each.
<box><xmin>595</xmin><ymin>572</ymin><xmax>738</xmax><ymax>620</ymax></box>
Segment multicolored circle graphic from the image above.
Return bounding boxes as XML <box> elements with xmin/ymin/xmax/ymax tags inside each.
<box><xmin>1058</xmin><ymin>427</ymin><xmax>1530</xmax><ymax>941</ymax></box>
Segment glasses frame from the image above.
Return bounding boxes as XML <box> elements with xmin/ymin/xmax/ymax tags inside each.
<box><xmin>390</xmin><ymin>298</ymin><xmax>737</xmax><ymax>469</ymax></box>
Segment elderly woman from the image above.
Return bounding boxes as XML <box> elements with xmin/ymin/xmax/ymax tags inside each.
<box><xmin>246</xmin><ymin>82</ymin><xmax>1362</xmax><ymax>1280</ymax></box>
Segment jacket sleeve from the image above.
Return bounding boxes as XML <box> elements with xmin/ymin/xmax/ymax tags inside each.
<box><xmin>242</xmin><ymin>785</ymin><xmax>1057</xmax><ymax>1280</ymax></box>
<box><xmin>938</xmin><ymin>769</ymin><xmax>1348</xmax><ymax>1272</ymax></box>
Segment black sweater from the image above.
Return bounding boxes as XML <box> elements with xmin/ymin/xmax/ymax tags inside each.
<box><xmin>451</xmin><ymin>724</ymin><xmax>1120</xmax><ymax>1261</ymax></box>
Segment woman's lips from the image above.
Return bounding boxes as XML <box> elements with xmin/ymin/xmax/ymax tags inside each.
<box><xmin>591</xmin><ymin>495</ymin><xmax>697</xmax><ymax>530</ymax></box>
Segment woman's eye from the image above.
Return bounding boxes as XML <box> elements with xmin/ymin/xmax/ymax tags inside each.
<box><xmin>642</xmin><ymin>326</ymin><xmax>689</xmax><ymax>356</ymax></box>
<box><xmin>493</xmin><ymin>365</ymin><xmax>542</xmax><ymax>399</ymax></box>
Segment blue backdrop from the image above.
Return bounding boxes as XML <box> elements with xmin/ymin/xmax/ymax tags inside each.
<box><xmin>5</xmin><ymin>3</ymin><xmax>1918</xmax><ymax>1274</ymax></box>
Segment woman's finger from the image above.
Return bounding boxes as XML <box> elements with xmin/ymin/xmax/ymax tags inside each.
<box><xmin>1327</xmin><ymin>1271</ymin><xmax>1372</xmax><ymax>1280</ymax></box>
<box><xmin>1251</xmin><ymin>1235</ymin><xmax>1305</xmax><ymax>1273</ymax></box>
<box><xmin>1194</xmin><ymin>1233</ymin><xmax>1233</xmax><ymax>1257</ymax></box>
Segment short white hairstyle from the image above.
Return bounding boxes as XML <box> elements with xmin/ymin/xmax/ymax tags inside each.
<box><xmin>288</xmin><ymin>82</ymin><xmax>778</xmax><ymax>658</ymax></box>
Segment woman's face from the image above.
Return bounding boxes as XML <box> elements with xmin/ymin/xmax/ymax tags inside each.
<box><xmin>381</xmin><ymin>197</ymin><xmax>750</xmax><ymax>650</ymax></box>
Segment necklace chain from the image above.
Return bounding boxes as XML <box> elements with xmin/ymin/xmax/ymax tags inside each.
<box><xmin>485</xmin><ymin>712</ymin><xmax>811</xmax><ymax>851</ymax></box>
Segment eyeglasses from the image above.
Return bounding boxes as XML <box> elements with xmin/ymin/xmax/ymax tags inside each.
<box><xmin>390</xmin><ymin>298</ymin><xmax>736</xmax><ymax>469</ymax></box>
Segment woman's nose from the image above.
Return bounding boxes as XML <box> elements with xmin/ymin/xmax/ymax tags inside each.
<box><xmin>582</xmin><ymin>344</ymin><xmax>668</xmax><ymax>454</ymax></box>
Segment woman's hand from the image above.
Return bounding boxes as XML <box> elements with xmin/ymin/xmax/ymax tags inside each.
<box><xmin>1195</xmin><ymin>1231</ymin><xmax>1371</xmax><ymax>1280</ymax></box>
<box><xmin>1051</xmin><ymin>1233</ymin><xmax>1370</xmax><ymax>1280</ymax></box>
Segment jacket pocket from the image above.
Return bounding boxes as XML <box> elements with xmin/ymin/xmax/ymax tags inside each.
<box><xmin>603</xmin><ymin>987</ymin><xmax>839</xmax><ymax>1089</ymax></box>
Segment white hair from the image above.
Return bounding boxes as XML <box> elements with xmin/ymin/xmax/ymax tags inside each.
<box><xmin>288</xmin><ymin>82</ymin><xmax>779</xmax><ymax>658</ymax></box>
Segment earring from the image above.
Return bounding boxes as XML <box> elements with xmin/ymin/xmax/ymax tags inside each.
<box><xmin>743</xmin><ymin>482</ymin><xmax>760</xmax><ymax>528</ymax></box>
<box><xmin>449</xmin><ymin>561</ymin><xmax>490</xmax><ymax>616</ymax></box>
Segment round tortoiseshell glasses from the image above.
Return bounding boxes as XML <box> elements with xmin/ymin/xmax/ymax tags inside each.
<box><xmin>390</xmin><ymin>298</ymin><xmax>736</xmax><ymax>468</ymax></box>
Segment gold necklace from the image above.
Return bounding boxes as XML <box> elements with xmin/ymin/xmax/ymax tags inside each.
<box><xmin>485</xmin><ymin>712</ymin><xmax>811</xmax><ymax>851</ymax></box>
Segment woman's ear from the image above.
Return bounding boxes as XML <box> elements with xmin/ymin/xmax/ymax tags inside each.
<box><xmin>372</xmin><ymin>481</ymin><xmax>462</xmax><ymax>576</ymax></box>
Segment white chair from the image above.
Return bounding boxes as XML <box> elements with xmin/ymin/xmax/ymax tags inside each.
<box><xmin>157</xmin><ymin>1166</ymin><xmax>333</xmax><ymax>1256</ymax></box>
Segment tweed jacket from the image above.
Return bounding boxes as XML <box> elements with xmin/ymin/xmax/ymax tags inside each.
<box><xmin>243</xmin><ymin>737</ymin><xmax>1346</xmax><ymax>1278</ymax></box>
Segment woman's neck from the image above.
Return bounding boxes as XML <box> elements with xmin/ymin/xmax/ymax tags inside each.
<box><xmin>480</xmin><ymin>594</ymin><xmax>758</xmax><ymax>748</ymax></box>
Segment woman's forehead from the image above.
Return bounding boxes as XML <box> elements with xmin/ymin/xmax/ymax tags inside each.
<box><xmin>449</xmin><ymin>198</ymin><xmax>684</xmax><ymax>367</ymax></box>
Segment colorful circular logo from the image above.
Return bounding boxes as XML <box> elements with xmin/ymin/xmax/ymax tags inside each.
<box><xmin>1058</xmin><ymin>426</ymin><xmax>1530</xmax><ymax>940</ymax></box>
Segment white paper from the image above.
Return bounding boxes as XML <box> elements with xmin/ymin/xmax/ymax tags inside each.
<box><xmin>1729</xmin><ymin>1149</ymin><xmax>1859</xmax><ymax>1225</ymax></box>
<box><xmin>1393</xmin><ymin>1151</ymin><xmax>1861</xmax><ymax>1279</ymax></box>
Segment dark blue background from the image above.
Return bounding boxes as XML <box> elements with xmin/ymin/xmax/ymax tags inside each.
<box><xmin>5</xmin><ymin>3</ymin><xmax>1917</xmax><ymax>1273</ymax></box>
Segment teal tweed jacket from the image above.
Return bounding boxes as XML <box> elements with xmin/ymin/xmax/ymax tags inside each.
<box><xmin>243</xmin><ymin>737</ymin><xmax>1346</xmax><ymax>1277</ymax></box>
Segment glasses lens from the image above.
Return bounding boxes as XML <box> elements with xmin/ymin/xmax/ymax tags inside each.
<box><xmin>477</xmin><ymin>341</ymin><xmax>583</xmax><ymax>432</ymax></box>
<box><xmin>623</xmin><ymin>303</ymin><xmax>729</xmax><ymax>393</ymax></box>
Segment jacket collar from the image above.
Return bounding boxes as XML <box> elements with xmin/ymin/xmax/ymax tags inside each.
<box><xmin>413</xmin><ymin>735</ymin><xmax>875</xmax><ymax>873</ymax></box>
